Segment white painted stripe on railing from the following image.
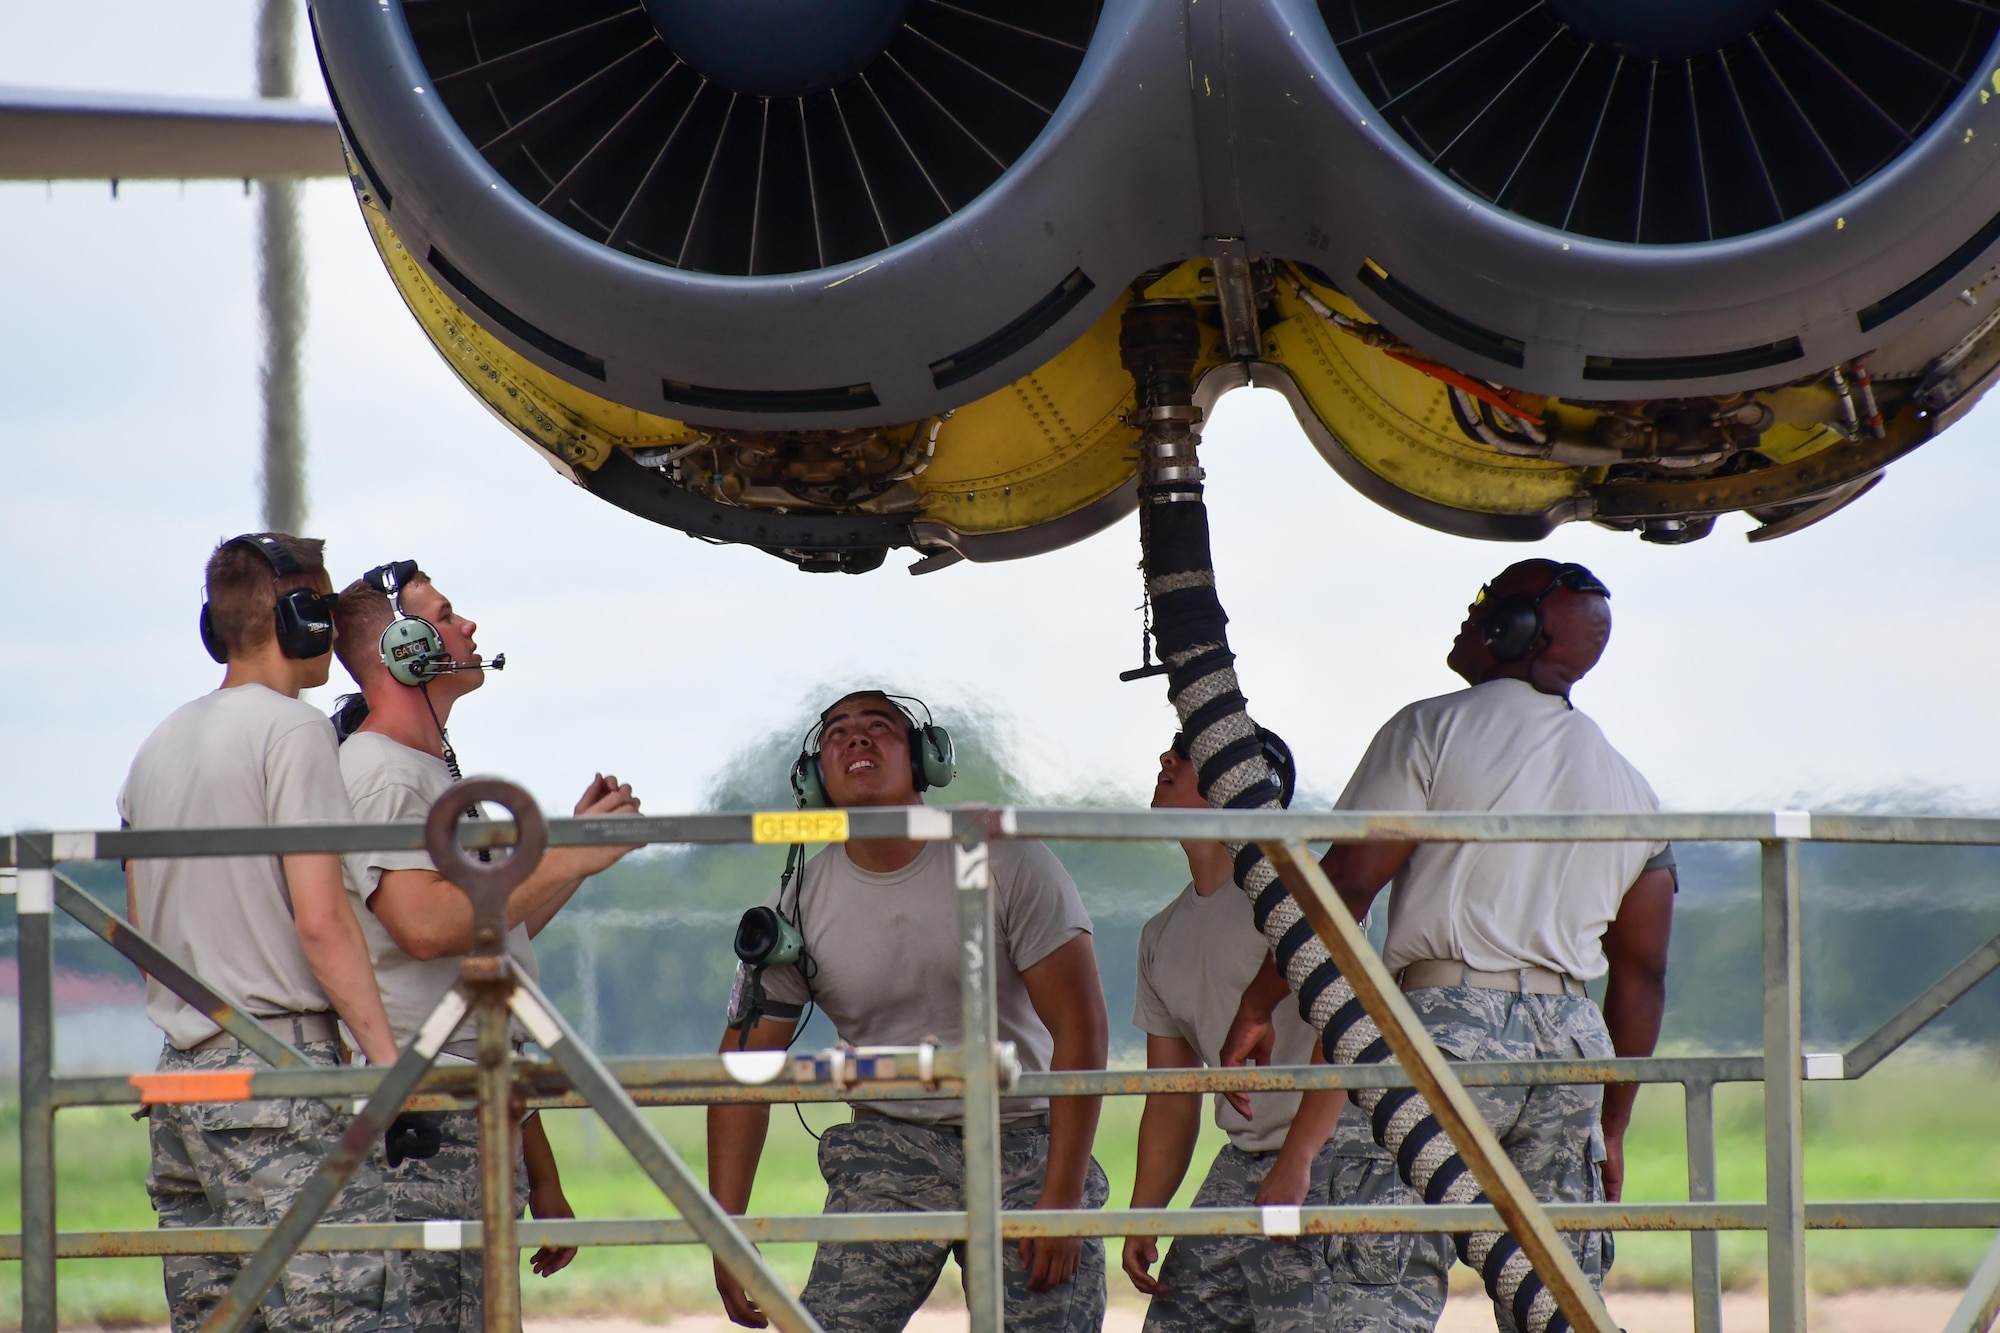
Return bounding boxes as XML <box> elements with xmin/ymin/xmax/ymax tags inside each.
<box><xmin>413</xmin><ymin>991</ymin><xmax>470</xmax><ymax>1059</ymax></box>
<box><xmin>1772</xmin><ymin>811</ymin><xmax>1813</xmax><ymax>840</ymax></box>
<box><xmin>422</xmin><ymin>1219</ymin><xmax>463</xmax><ymax>1250</ymax></box>
<box><xmin>51</xmin><ymin>832</ymin><xmax>96</xmax><ymax>861</ymax></box>
<box><xmin>905</xmin><ymin>807</ymin><xmax>952</xmax><ymax>841</ymax></box>
<box><xmin>1802</xmin><ymin>1053</ymin><xmax>1845</xmax><ymax>1081</ymax></box>
<box><xmin>16</xmin><ymin>870</ymin><xmax>52</xmax><ymax>916</ymax></box>
<box><xmin>954</xmin><ymin>843</ymin><xmax>991</xmax><ymax>891</ymax></box>
<box><xmin>1260</xmin><ymin>1205</ymin><xmax>1302</xmax><ymax>1237</ymax></box>
<box><xmin>721</xmin><ymin>1050</ymin><xmax>789</xmax><ymax>1085</ymax></box>
<box><xmin>999</xmin><ymin>808</ymin><xmax>1019</xmax><ymax>837</ymax></box>
<box><xmin>508</xmin><ymin>990</ymin><xmax>566</xmax><ymax>1050</ymax></box>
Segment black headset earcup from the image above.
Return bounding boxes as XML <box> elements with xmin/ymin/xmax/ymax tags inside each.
<box><xmin>273</xmin><ymin>589</ymin><xmax>335</xmax><ymax>661</ymax></box>
<box><xmin>1256</xmin><ymin>726</ymin><xmax>1296</xmax><ymax>809</ymax></box>
<box><xmin>1481</xmin><ymin>597</ymin><xmax>1542</xmax><ymax>663</ymax></box>
<box><xmin>198</xmin><ymin>604</ymin><xmax>228</xmax><ymax>664</ymax></box>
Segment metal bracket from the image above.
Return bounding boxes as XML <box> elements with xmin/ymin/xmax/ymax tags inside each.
<box><xmin>1204</xmin><ymin>238</ymin><xmax>1261</xmax><ymax>360</ymax></box>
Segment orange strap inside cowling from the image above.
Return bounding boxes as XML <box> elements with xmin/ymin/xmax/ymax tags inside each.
<box><xmin>129</xmin><ymin>1070</ymin><xmax>256</xmax><ymax>1105</ymax></box>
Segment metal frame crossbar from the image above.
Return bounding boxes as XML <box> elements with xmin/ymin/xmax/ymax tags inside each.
<box><xmin>7</xmin><ymin>801</ymin><xmax>2000</xmax><ymax>1333</ymax></box>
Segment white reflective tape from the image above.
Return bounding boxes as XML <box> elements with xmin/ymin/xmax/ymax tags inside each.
<box><xmin>905</xmin><ymin>807</ymin><xmax>952</xmax><ymax>841</ymax></box>
<box><xmin>413</xmin><ymin>991</ymin><xmax>470</xmax><ymax>1058</ymax></box>
<box><xmin>17</xmin><ymin>869</ymin><xmax>53</xmax><ymax>915</ymax></box>
<box><xmin>352</xmin><ymin>1098</ymin><xmax>368</xmax><ymax>1116</ymax></box>
<box><xmin>0</xmin><ymin>869</ymin><xmax>16</xmax><ymax>895</ymax></box>
<box><xmin>1773</xmin><ymin>810</ymin><xmax>1813</xmax><ymax>840</ymax></box>
<box><xmin>422</xmin><ymin>1219</ymin><xmax>464</xmax><ymax>1251</ymax></box>
<box><xmin>998</xmin><ymin>808</ymin><xmax>1019</xmax><ymax>837</ymax></box>
<box><xmin>51</xmin><ymin>832</ymin><xmax>97</xmax><ymax>861</ymax></box>
<box><xmin>508</xmin><ymin>991</ymin><xmax>566</xmax><ymax>1050</ymax></box>
<box><xmin>720</xmin><ymin>1050</ymin><xmax>789</xmax><ymax>1085</ymax></box>
<box><xmin>954</xmin><ymin>843</ymin><xmax>991</xmax><ymax>891</ymax></box>
<box><xmin>1260</xmin><ymin>1205</ymin><xmax>1302</xmax><ymax>1237</ymax></box>
<box><xmin>1803</xmin><ymin>1052</ymin><xmax>1845</xmax><ymax>1081</ymax></box>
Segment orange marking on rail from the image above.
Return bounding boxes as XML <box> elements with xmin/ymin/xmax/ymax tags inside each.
<box><xmin>129</xmin><ymin>1071</ymin><xmax>256</xmax><ymax>1105</ymax></box>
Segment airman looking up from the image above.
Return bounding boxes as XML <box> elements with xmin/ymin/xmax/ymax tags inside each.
<box><xmin>708</xmin><ymin>690</ymin><xmax>1111</xmax><ymax>1333</ymax></box>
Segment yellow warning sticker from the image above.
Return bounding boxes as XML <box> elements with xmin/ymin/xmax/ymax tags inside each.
<box><xmin>753</xmin><ymin>810</ymin><xmax>850</xmax><ymax>845</ymax></box>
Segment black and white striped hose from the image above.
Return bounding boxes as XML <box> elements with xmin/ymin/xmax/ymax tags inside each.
<box><xmin>1122</xmin><ymin>301</ymin><xmax>1571</xmax><ymax>1333</ymax></box>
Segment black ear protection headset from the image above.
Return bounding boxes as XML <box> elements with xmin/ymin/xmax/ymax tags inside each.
<box><xmin>1477</xmin><ymin>562</ymin><xmax>1611</xmax><ymax>663</ymax></box>
<box><xmin>199</xmin><ymin>533</ymin><xmax>337</xmax><ymax>664</ymax></box>
<box><xmin>1174</xmin><ymin>725</ymin><xmax>1298</xmax><ymax>808</ymax></box>
<box><xmin>788</xmin><ymin>692</ymin><xmax>955</xmax><ymax>810</ymax></box>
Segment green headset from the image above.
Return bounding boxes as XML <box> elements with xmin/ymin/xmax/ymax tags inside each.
<box><xmin>788</xmin><ymin>692</ymin><xmax>955</xmax><ymax>809</ymax></box>
<box><xmin>353</xmin><ymin>560</ymin><xmax>505</xmax><ymax>781</ymax></box>
<box><xmin>363</xmin><ymin>560</ymin><xmax>446</xmax><ymax>686</ymax></box>
<box><xmin>361</xmin><ymin>559</ymin><xmax>507</xmax><ymax>687</ymax></box>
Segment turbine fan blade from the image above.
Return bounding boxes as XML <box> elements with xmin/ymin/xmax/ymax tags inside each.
<box><xmin>406</xmin><ymin>0</ymin><xmax>1100</xmax><ymax>276</ymax></box>
<box><xmin>1323</xmin><ymin>0</ymin><xmax>2000</xmax><ymax>242</ymax></box>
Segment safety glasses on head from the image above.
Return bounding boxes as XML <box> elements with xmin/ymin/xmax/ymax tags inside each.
<box><xmin>1476</xmin><ymin>562</ymin><xmax>1610</xmax><ymax>663</ymax></box>
<box><xmin>1473</xmin><ymin>562</ymin><xmax>1609</xmax><ymax>608</ymax></box>
<box><xmin>200</xmin><ymin>533</ymin><xmax>336</xmax><ymax>663</ymax></box>
<box><xmin>790</xmin><ymin>691</ymin><xmax>956</xmax><ymax>809</ymax></box>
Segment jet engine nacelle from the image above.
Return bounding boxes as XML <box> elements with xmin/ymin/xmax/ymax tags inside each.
<box><xmin>313</xmin><ymin>0</ymin><xmax>2000</xmax><ymax>567</ymax></box>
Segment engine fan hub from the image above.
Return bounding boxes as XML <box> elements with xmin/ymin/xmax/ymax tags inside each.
<box><xmin>643</xmin><ymin>0</ymin><xmax>914</xmax><ymax>98</ymax></box>
<box><xmin>1544</xmin><ymin>0</ymin><xmax>1782</xmax><ymax>59</ymax></box>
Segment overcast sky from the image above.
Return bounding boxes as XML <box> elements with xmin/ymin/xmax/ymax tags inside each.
<box><xmin>6</xmin><ymin>2</ymin><xmax>2000</xmax><ymax>833</ymax></box>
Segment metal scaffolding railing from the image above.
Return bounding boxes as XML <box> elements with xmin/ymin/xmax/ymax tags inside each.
<box><xmin>6</xmin><ymin>801</ymin><xmax>2000</xmax><ymax>1333</ymax></box>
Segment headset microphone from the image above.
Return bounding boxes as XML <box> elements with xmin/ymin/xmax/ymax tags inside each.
<box><xmin>421</xmin><ymin>652</ymin><xmax>506</xmax><ymax>677</ymax></box>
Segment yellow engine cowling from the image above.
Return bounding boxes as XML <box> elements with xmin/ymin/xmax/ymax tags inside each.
<box><xmin>360</xmin><ymin>178</ymin><xmax>1944</xmax><ymax>568</ymax></box>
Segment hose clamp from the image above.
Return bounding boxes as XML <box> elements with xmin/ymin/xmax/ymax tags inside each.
<box><xmin>1147</xmin><ymin>404</ymin><xmax>1202</xmax><ymax>423</ymax></box>
<box><xmin>1152</xmin><ymin>465</ymin><xmax>1206</xmax><ymax>484</ymax></box>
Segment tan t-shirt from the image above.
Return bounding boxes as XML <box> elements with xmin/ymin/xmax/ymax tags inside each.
<box><xmin>118</xmin><ymin>685</ymin><xmax>354</xmax><ymax>1049</ymax></box>
<box><xmin>1336</xmin><ymin>677</ymin><xmax>1665</xmax><ymax>979</ymax></box>
<box><xmin>339</xmin><ymin>731</ymin><xmax>539</xmax><ymax>1056</ymax></box>
<box><xmin>1133</xmin><ymin>880</ymin><xmax>1319</xmax><ymax>1153</ymax></box>
<box><xmin>749</xmin><ymin>838</ymin><xmax>1092</xmax><ymax>1126</ymax></box>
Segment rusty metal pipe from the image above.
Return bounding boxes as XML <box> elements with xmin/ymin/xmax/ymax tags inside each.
<box><xmin>471</xmin><ymin>962</ymin><xmax>519</xmax><ymax>1333</ymax></box>
<box><xmin>15</xmin><ymin>1199</ymin><xmax>2000</xmax><ymax>1261</ymax></box>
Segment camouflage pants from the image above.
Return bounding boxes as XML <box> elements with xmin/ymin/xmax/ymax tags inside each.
<box><xmin>147</xmin><ymin>1040</ymin><xmax>408</xmax><ymax>1333</ymax></box>
<box><xmin>1140</xmin><ymin>1141</ymin><xmax>1337</xmax><ymax>1333</ymax></box>
<box><xmin>803</xmin><ymin>1115</ymin><xmax>1110</xmax><ymax>1333</ymax></box>
<box><xmin>1324</xmin><ymin>987</ymin><xmax>1613</xmax><ymax>1333</ymax></box>
<box><xmin>386</xmin><ymin>1109</ymin><xmax>531</xmax><ymax>1333</ymax></box>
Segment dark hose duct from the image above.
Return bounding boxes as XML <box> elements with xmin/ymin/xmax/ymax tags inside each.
<box><xmin>1122</xmin><ymin>303</ymin><xmax>1572</xmax><ymax>1333</ymax></box>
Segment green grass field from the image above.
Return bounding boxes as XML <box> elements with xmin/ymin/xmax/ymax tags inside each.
<box><xmin>2</xmin><ymin>1048</ymin><xmax>1995</xmax><ymax>1326</ymax></box>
